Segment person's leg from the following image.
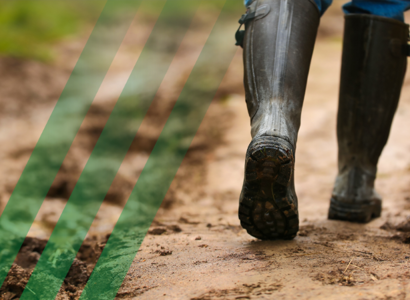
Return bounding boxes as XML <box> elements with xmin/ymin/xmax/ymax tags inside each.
<box><xmin>329</xmin><ymin>5</ymin><xmax>409</xmax><ymax>222</ymax></box>
<box><xmin>244</xmin><ymin>0</ymin><xmax>333</xmax><ymax>15</ymax></box>
<box><xmin>313</xmin><ymin>0</ymin><xmax>333</xmax><ymax>15</ymax></box>
<box><xmin>237</xmin><ymin>0</ymin><xmax>321</xmax><ymax>240</ymax></box>
<box><xmin>343</xmin><ymin>0</ymin><xmax>410</xmax><ymax>22</ymax></box>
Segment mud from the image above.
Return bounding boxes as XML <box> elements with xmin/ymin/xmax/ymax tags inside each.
<box><xmin>1</xmin><ymin>1</ymin><xmax>410</xmax><ymax>299</ymax></box>
<box><xmin>0</xmin><ymin>236</ymin><xmax>105</xmax><ymax>299</ymax></box>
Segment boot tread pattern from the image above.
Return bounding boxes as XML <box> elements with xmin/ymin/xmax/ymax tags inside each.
<box><xmin>239</xmin><ymin>136</ymin><xmax>298</xmax><ymax>240</ymax></box>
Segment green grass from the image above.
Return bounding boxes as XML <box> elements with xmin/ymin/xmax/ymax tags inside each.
<box><xmin>0</xmin><ymin>0</ymin><xmax>245</xmax><ymax>62</ymax></box>
<box><xmin>0</xmin><ymin>0</ymin><xmax>105</xmax><ymax>61</ymax></box>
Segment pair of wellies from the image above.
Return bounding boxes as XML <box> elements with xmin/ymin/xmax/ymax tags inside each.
<box><xmin>237</xmin><ymin>0</ymin><xmax>409</xmax><ymax>240</ymax></box>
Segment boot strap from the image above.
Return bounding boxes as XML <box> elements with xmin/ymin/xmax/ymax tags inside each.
<box><xmin>235</xmin><ymin>2</ymin><xmax>270</xmax><ymax>48</ymax></box>
<box><xmin>235</xmin><ymin>7</ymin><xmax>256</xmax><ymax>48</ymax></box>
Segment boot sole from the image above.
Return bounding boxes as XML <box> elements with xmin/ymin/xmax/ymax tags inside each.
<box><xmin>239</xmin><ymin>137</ymin><xmax>298</xmax><ymax>240</ymax></box>
<box><xmin>328</xmin><ymin>197</ymin><xmax>381</xmax><ymax>223</ymax></box>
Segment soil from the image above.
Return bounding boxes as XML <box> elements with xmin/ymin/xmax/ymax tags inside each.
<box><xmin>1</xmin><ymin>2</ymin><xmax>410</xmax><ymax>299</ymax></box>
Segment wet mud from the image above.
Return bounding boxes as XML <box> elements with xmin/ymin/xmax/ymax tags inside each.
<box><xmin>1</xmin><ymin>2</ymin><xmax>410</xmax><ymax>299</ymax></box>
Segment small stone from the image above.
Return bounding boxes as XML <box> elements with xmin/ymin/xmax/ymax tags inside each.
<box><xmin>195</xmin><ymin>236</ymin><xmax>201</xmax><ymax>240</ymax></box>
<box><xmin>168</xmin><ymin>225</ymin><xmax>182</xmax><ymax>233</ymax></box>
<box><xmin>380</xmin><ymin>221</ymin><xmax>394</xmax><ymax>230</ymax></box>
<box><xmin>155</xmin><ymin>249</ymin><xmax>172</xmax><ymax>256</ymax></box>
<box><xmin>148</xmin><ymin>228</ymin><xmax>167</xmax><ymax>235</ymax></box>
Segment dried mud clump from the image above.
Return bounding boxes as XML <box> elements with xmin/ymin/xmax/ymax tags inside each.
<box><xmin>1</xmin><ymin>264</ymin><xmax>31</xmax><ymax>299</ymax></box>
<box><xmin>380</xmin><ymin>219</ymin><xmax>410</xmax><ymax>243</ymax></box>
<box><xmin>298</xmin><ymin>225</ymin><xmax>314</xmax><ymax>237</ymax></box>
<box><xmin>395</xmin><ymin>232</ymin><xmax>410</xmax><ymax>244</ymax></box>
<box><xmin>313</xmin><ymin>270</ymin><xmax>355</xmax><ymax>286</ymax></box>
<box><xmin>154</xmin><ymin>249</ymin><xmax>172</xmax><ymax>256</ymax></box>
<box><xmin>148</xmin><ymin>228</ymin><xmax>167</xmax><ymax>235</ymax></box>
<box><xmin>148</xmin><ymin>224</ymin><xmax>182</xmax><ymax>236</ymax></box>
<box><xmin>0</xmin><ymin>236</ymin><xmax>105</xmax><ymax>300</ymax></box>
<box><xmin>395</xmin><ymin>219</ymin><xmax>410</xmax><ymax>232</ymax></box>
<box><xmin>191</xmin><ymin>282</ymin><xmax>282</xmax><ymax>300</ymax></box>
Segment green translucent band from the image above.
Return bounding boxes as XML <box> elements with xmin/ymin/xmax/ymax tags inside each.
<box><xmin>81</xmin><ymin>1</ymin><xmax>240</xmax><ymax>299</ymax></box>
<box><xmin>0</xmin><ymin>0</ymin><xmax>142</xmax><ymax>288</ymax></box>
<box><xmin>21</xmin><ymin>1</ymin><xmax>201</xmax><ymax>299</ymax></box>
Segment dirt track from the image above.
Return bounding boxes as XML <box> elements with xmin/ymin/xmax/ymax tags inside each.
<box><xmin>1</xmin><ymin>2</ymin><xmax>410</xmax><ymax>299</ymax></box>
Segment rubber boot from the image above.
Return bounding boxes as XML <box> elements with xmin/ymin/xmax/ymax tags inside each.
<box><xmin>238</xmin><ymin>0</ymin><xmax>320</xmax><ymax>240</ymax></box>
<box><xmin>329</xmin><ymin>15</ymin><xmax>408</xmax><ymax>223</ymax></box>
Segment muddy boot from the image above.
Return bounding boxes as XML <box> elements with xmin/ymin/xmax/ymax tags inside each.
<box><xmin>328</xmin><ymin>15</ymin><xmax>409</xmax><ymax>223</ymax></box>
<box><xmin>237</xmin><ymin>0</ymin><xmax>319</xmax><ymax>240</ymax></box>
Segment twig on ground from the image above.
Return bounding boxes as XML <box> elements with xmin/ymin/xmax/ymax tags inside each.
<box><xmin>350</xmin><ymin>264</ymin><xmax>364</xmax><ymax>271</ymax></box>
<box><xmin>344</xmin><ymin>258</ymin><xmax>353</xmax><ymax>273</ymax></box>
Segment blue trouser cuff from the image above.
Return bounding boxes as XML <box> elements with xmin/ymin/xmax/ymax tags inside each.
<box><xmin>244</xmin><ymin>0</ymin><xmax>410</xmax><ymax>21</ymax></box>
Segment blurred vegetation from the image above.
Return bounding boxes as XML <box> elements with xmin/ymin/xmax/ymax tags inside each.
<box><xmin>0</xmin><ymin>0</ymin><xmax>244</xmax><ymax>62</ymax></box>
<box><xmin>0</xmin><ymin>0</ymin><xmax>105</xmax><ymax>61</ymax></box>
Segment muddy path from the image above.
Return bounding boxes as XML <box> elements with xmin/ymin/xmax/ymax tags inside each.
<box><xmin>119</xmin><ymin>38</ymin><xmax>410</xmax><ymax>299</ymax></box>
<box><xmin>1</xmin><ymin>2</ymin><xmax>410</xmax><ymax>299</ymax></box>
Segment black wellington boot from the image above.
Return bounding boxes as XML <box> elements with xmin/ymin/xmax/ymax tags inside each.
<box><xmin>237</xmin><ymin>0</ymin><xmax>319</xmax><ymax>239</ymax></box>
<box><xmin>329</xmin><ymin>15</ymin><xmax>409</xmax><ymax>223</ymax></box>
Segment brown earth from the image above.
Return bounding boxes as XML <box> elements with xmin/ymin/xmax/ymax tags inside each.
<box><xmin>1</xmin><ymin>2</ymin><xmax>410</xmax><ymax>299</ymax></box>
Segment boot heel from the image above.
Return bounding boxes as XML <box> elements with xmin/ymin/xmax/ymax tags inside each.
<box><xmin>239</xmin><ymin>136</ymin><xmax>298</xmax><ymax>240</ymax></box>
<box><xmin>328</xmin><ymin>197</ymin><xmax>382</xmax><ymax>223</ymax></box>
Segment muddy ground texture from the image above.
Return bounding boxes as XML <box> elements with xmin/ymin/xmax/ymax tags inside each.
<box><xmin>1</xmin><ymin>3</ymin><xmax>410</xmax><ymax>300</ymax></box>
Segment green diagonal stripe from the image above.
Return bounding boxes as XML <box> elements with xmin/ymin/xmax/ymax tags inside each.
<box><xmin>81</xmin><ymin>1</ymin><xmax>241</xmax><ymax>299</ymax></box>
<box><xmin>0</xmin><ymin>0</ymin><xmax>142</xmax><ymax>287</ymax></box>
<box><xmin>20</xmin><ymin>1</ymin><xmax>201</xmax><ymax>299</ymax></box>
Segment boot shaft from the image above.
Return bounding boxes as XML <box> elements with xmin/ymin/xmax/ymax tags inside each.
<box><xmin>242</xmin><ymin>0</ymin><xmax>319</xmax><ymax>146</ymax></box>
<box><xmin>338</xmin><ymin>15</ymin><xmax>408</xmax><ymax>172</ymax></box>
<box><xmin>330</xmin><ymin>15</ymin><xmax>408</xmax><ymax>217</ymax></box>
